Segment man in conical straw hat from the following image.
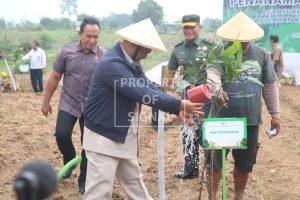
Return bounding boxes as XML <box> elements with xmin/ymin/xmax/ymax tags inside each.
<box><xmin>82</xmin><ymin>18</ymin><xmax>203</xmax><ymax>200</ymax></box>
<box><xmin>206</xmin><ymin>11</ymin><xmax>280</xmax><ymax>200</ymax></box>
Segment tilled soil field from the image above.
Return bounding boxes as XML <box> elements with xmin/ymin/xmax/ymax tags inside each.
<box><xmin>0</xmin><ymin>85</ymin><xmax>299</xmax><ymax>200</ymax></box>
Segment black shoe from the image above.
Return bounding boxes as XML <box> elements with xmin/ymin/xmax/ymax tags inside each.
<box><xmin>174</xmin><ymin>172</ymin><xmax>199</xmax><ymax>180</ymax></box>
<box><xmin>62</xmin><ymin>166</ymin><xmax>76</xmax><ymax>179</ymax></box>
<box><xmin>78</xmin><ymin>181</ymin><xmax>85</xmax><ymax>195</ymax></box>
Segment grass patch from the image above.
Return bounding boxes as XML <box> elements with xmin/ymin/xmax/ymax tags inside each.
<box><xmin>0</xmin><ymin>30</ymin><xmax>212</xmax><ymax>73</ymax></box>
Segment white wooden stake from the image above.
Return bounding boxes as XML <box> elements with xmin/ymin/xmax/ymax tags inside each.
<box><xmin>158</xmin><ymin>110</ymin><xmax>166</xmax><ymax>200</ymax></box>
<box><xmin>158</xmin><ymin>65</ymin><xmax>168</xmax><ymax>200</ymax></box>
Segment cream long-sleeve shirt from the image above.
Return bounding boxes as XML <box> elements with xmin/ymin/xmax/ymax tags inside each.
<box><xmin>83</xmin><ymin>105</ymin><xmax>140</xmax><ymax>159</ymax></box>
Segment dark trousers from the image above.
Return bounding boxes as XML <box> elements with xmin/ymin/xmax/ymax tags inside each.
<box><xmin>205</xmin><ymin>126</ymin><xmax>259</xmax><ymax>173</ymax></box>
<box><xmin>151</xmin><ymin>107</ymin><xmax>159</xmax><ymax>126</ymax></box>
<box><xmin>181</xmin><ymin>87</ymin><xmax>211</xmax><ymax>174</ymax></box>
<box><xmin>30</xmin><ymin>69</ymin><xmax>43</xmax><ymax>92</ymax></box>
<box><xmin>55</xmin><ymin>110</ymin><xmax>87</xmax><ymax>184</ymax></box>
<box><xmin>182</xmin><ymin>127</ymin><xmax>202</xmax><ymax>174</ymax></box>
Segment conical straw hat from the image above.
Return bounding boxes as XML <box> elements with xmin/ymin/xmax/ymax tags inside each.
<box><xmin>217</xmin><ymin>11</ymin><xmax>264</xmax><ymax>42</ymax></box>
<box><xmin>116</xmin><ymin>18</ymin><xmax>167</xmax><ymax>52</ymax></box>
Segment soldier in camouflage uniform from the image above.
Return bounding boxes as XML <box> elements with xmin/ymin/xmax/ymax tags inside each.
<box><xmin>168</xmin><ymin>14</ymin><xmax>213</xmax><ymax>179</ymax></box>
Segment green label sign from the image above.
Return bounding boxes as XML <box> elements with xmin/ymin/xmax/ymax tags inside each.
<box><xmin>223</xmin><ymin>0</ymin><xmax>300</xmax><ymax>53</ymax></box>
<box><xmin>202</xmin><ymin>118</ymin><xmax>247</xmax><ymax>149</ymax></box>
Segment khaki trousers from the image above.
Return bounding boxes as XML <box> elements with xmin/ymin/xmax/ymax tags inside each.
<box><xmin>83</xmin><ymin>151</ymin><xmax>153</xmax><ymax>200</ymax></box>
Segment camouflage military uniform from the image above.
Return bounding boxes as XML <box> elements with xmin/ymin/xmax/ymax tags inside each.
<box><xmin>169</xmin><ymin>37</ymin><xmax>214</xmax><ymax>85</ymax></box>
<box><xmin>168</xmin><ymin>29</ymin><xmax>214</xmax><ymax>179</ymax></box>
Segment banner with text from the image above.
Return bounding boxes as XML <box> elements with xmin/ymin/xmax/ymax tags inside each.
<box><xmin>223</xmin><ymin>0</ymin><xmax>300</xmax><ymax>53</ymax></box>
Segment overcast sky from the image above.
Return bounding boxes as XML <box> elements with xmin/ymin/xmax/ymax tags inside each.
<box><xmin>0</xmin><ymin>0</ymin><xmax>223</xmax><ymax>23</ymax></box>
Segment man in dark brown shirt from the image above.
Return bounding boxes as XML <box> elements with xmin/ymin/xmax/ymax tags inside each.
<box><xmin>270</xmin><ymin>35</ymin><xmax>284</xmax><ymax>78</ymax></box>
<box><xmin>41</xmin><ymin>18</ymin><xmax>105</xmax><ymax>194</ymax></box>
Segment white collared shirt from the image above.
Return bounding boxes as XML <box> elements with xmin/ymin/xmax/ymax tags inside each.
<box><xmin>22</xmin><ymin>47</ymin><xmax>46</xmax><ymax>69</ymax></box>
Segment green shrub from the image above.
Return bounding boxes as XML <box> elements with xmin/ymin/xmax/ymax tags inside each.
<box><xmin>0</xmin><ymin>34</ymin><xmax>16</xmax><ymax>52</ymax></box>
<box><xmin>36</xmin><ymin>33</ymin><xmax>54</xmax><ymax>50</ymax></box>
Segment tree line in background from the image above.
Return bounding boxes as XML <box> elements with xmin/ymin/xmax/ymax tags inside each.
<box><xmin>0</xmin><ymin>0</ymin><xmax>222</xmax><ymax>73</ymax></box>
<box><xmin>0</xmin><ymin>0</ymin><xmax>221</xmax><ymax>33</ymax></box>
